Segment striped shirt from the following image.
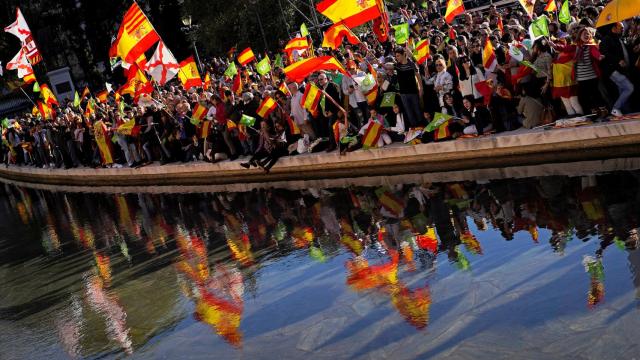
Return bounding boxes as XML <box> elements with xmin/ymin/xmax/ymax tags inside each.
<box><xmin>576</xmin><ymin>46</ymin><xmax>597</xmax><ymax>81</ymax></box>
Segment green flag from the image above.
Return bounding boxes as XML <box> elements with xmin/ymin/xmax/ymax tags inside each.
<box><xmin>426</xmin><ymin>112</ymin><xmax>452</xmax><ymax>132</ymax></box>
<box><xmin>456</xmin><ymin>246</ymin><xmax>470</xmax><ymax>271</ymax></box>
<box><xmin>33</xmin><ymin>82</ymin><xmax>40</xmax><ymax>93</ymax></box>
<box><xmin>529</xmin><ymin>15</ymin><xmax>549</xmax><ymax>40</ymax></box>
<box><xmin>73</xmin><ymin>91</ymin><xmax>81</xmax><ymax>107</ymax></box>
<box><xmin>380</xmin><ymin>92</ymin><xmax>396</xmax><ymax>107</ymax></box>
<box><xmin>300</xmin><ymin>23</ymin><xmax>309</xmax><ymax>37</ymax></box>
<box><xmin>1</xmin><ymin>118</ymin><xmax>9</xmax><ymax>129</ymax></box>
<box><xmin>309</xmin><ymin>246</ymin><xmax>326</xmax><ymax>262</ymax></box>
<box><xmin>420</xmin><ymin>1</ymin><xmax>428</xmax><ymax>8</ymax></box>
<box><xmin>392</xmin><ymin>23</ymin><xmax>410</xmax><ymax>45</ymax></box>
<box><xmin>256</xmin><ymin>56</ymin><xmax>271</xmax><ymax>76</ymax></box>
<box><xmin>240</xmin><ymin>114</ymin><xmax>256</xmax><ymax>127</ymax></box>
<box><xmin>118</xmin><ymin>100</ymin><xmax>125</xmax><ymax>116</ymax></box>
<box><xmin>559</xmin><ymin>0</ymin><xmax>571</xmax><ymax>25</ymax></box>
<box><xmin>320</xmin><ymin>95</ymin><xmax>326</xmax><ymax>113</ymax></box>
<box><xmin>274</xmin><ymin>54</ymin><xmax>284</xmax><ymax>69</ymax></box>
<box><xmin>111</xmin><ymin>133</ymin><xmax>119</xmax><ymax>144</ymax></box>
<box><xmin>521</xmin><ymin>60</ymin><xmax>540</xmax><ymax>74</ymax></box>
<box><xmin>224</xmin><ymin>62</ymin><xmax>238</xmax><ymax>78</ymax></box>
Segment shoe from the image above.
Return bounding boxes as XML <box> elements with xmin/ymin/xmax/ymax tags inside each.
<box><xmin>240</xmin><ymin>162</ymin><xmax>250</xmax><ymax>169</ymax></box>
<box><xmin>611</xmin><ymin>109</ymin><xmax>623</xmax><ymax>117</ymax></box>
<box><xmin>249</xmin><ymin>159</ymin><xmax>258</xmax><ymax>167</ymax></box>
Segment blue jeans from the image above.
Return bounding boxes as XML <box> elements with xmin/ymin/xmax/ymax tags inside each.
<box><xmin>610</xmin><ymin>71</ymin><xmax>634</xmax><ymax>112</ymax></box>
<box><xmin>400</xmin><ymin>93</ymin><xmax>422</xmax><ymax>128</ymax></box>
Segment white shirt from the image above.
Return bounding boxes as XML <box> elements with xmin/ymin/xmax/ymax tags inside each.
<box><xmin>390</xmin><ymin>114</ymin><xmax>405</xmax><ymax>134</ymax></box>
<box><xmin>290</xmin><ymin>91</ymin><xmax>308</xmax><ymax>125</ymax></box>
<box><xmin>206</xmin><ymin>106</ymin><xmax>217</xmax><ymax>121</ymax></box>
<box><xmin>459</xmin><ymin>67</ymin><xmax>486</xmax><ymax>99</ymax></box>
<box><xmin>341</xmin><ymin>75</ymin><xmax>366</xmax><ymax>109</ymax></box>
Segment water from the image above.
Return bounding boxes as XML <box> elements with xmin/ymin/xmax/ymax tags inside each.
<box><xmin>1</xmin><ymin>168</ymin><xmax>640</xmax><ymax>359</ymax></box>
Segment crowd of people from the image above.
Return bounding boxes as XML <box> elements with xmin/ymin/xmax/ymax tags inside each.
<box><xmin>2</xmin><ymin>0</ymin><xmax>639</xmax><ymax>172</ymax></box>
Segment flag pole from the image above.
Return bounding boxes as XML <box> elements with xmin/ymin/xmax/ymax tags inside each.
<box><xmin>19</xmin><ymin>87</ymin><xmax>38</xmax><ymax>109</ymax></box>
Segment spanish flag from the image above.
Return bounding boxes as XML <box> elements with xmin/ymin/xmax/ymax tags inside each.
<box><xmin>178</xmin><ymin>56</ymin><xmax>203</xmax><ymax>90</ymax></box>
<box><xmin>84</xmin><ymin>99</ymin><xmax>95</xmax><ymax>118</ymax></box>
<box><xmin>109</xmin><ymin>3</ymin><xmax>160</xmax><ymax>65</ymax></box>
<box><xmin>321</xmin><ymin>22</ymin><xmax>361</xmax><ymax>49</ymax></box>
<box><xmin>278</xmin><ymin>81</ymin><xmax>290</xmax><ymax>96</ymax></box>
<box><xmin>23</xmin><ymin>72</ymin><xmax>36</xmax><ymax>85</ymax></box>
<box><xmin>232</xmin><ymin>74</ymin><xmax>243</xmax><ymax>96</ymax></box>
<box><xmin>414</xmin><ymin>39</ymin><xmax>430</xmax><ymax>65</ymax></box>
<box><xmin>444</xmin><ymin>0</ymin><xmax>465</xmax><ymax>24</ymax></box>
<box><xmin>300</xmin><ymin>83</ymin><xmax>322</xmax><ymax>114</ymax></box>
<box><xmin>204</xmin><ymin>72</ymin><xmax>211</xmax><ymax>90</ymax></box>
<box><xmin>362</xmin><ymin>122</ymin><xmax>383</xmax><ymax>148</ymax></box>
<box><xmin>40</xmin><ymin>84</ymin><xmax>59</xmax><ymax>106</ymax></box>
<box><xmin>364</xmin><ymin>63</ymin><xmax>378</xmax><ymax>106</ymax></box>
<box><xmin>482</xmin><ymin>38</ymin><xmax>497</xmax><ymax>72</ymax></box>
<box><xmin>544</xmin><ymin>0</ymin><xmax>557</xmax><ymax>13</ymax></box>
<box><xmin>191</xmin><ymin>103</ymin><xmax>208</xmax><ymax>125</ymax></box>
<box><xmin>116</xmin><ymin>118</ymin><xmax>141</xmax><ymax>136</ymax></box>
<box><xmin>316</xmin><ymin>0</ymin><xmax>381</xmax><ymax>29</ymax></box>
<box><xmin>433</xmin><ymin>121</ymin><xmax>451</xmax><ymax>140</ymax></box>
<box><xmin>375</xmin><ymin>187</ymin><xmax>404</xmax><ymax>217</ymax></box>
<box><xmin>81</xmin><ymin>86</ymin><xmax>90</xmax><ymax>100</ymax></box>
<box><xmin>284</xmin><ymin>37</ymin><xmax>309</xmax><ymax>54</ymax></box>
<box><xmin>256</xmin><ymin>96</ymin><xmax>277</xmax><ymax>118</ymax></box>
<box><xmin>37</xmin><ymin>101</ymin><xmax>54</xmax><ymax>120</ymax></box>
<box><xmin>237</xmin><ymin>47</ymin><xmax>256</xmax><ymax>66</ymax></box>
<box><xmin>285</xmin><ymin>113</ymin><xmax>300</xmax><ymax>135</ymax></box>
<box><xmin>96</xmin><ymin>90</ymin><xmax>108</xmax><ymax>104</ymax></box>
<box><xmin>284</xmin><ymin>55</ymin><xmax>348</xmax><ymax>83</ymax></box>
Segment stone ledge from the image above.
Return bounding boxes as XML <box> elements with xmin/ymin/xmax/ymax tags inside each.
<box><xmin>1</xmin><ymin>120</ymin><xmax>640</xmax><ymax>187</ymax></box>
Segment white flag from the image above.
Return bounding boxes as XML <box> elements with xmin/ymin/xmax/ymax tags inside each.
<box><xmin>144</xmin><ymin>41</ymin><xmax>179</xmax><ymax>85</ymax></box>
<box><xmin>106</xmin><ymin>82</ymin><xmax>113</xmax><ymax>93</ymax></box>
<box><xmin>6</xmin><ymin>48</ymin><xmax>33</xmax><ymax>79</ymax></box>
<box><xmin>4</xmin><ymin>7</ymin><xmax>41</xmax><ymax>64</ymax></box>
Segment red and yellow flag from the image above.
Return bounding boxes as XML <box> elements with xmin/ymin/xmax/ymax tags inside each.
<box><xmin>256</xmin><ymin>96</ymin><xmax>277</xmax><ymax>118</ymax></box>
<box><xmin>316</xmin><ymin>0</ymin><xmax>381</xmax><ymax>29</ymax></box>
<box><xmin>116</xmin><ymin>119</ymin><xmax>141</xmax><ymax>136</ymax></box>
<box><xmin>81</xmin><ymin>86</ymin><xmax>90</xmax><ymax>99</ymax></box>
<box><xmin>433</xmin><ymin>121</ymin><xmax>451</xmax><ymax>140</ymax></box>
<box><xmin>37</xmin><ymin>101</ymin><xmax>54</xmax><ymax>120</ymax></box>
<box><xmin>362</xmin><ymin>122</ymin><xmax>383</xmax><ymax>148</ymax></box>
<box><xmin>544</xmin><ymin>0</ymin><xmax>557</xmax><ymax>12</ymax></box>
<box><xmin>109</xmin><ymin>3</ymin><xmax>160</xmax><ymax>65</ymax></box>
<box><xmin>285</xmin><ymin>113</ymin><xmax>300</xmax><ymax>135</ymax></box>
<box><xmin>375</xmin><ymin>187</ymin><xmax>404</xmax><ymax>216</ymax></box>
<box><xmin>178</xmin><ymin>56</ymin><xmax>203</xmax><ymax>90</ymax></box>
<box><xmin>40</xmin><ymin>84</ymin><xmax>59</xmax><ymax>106</ymax></box>
<box><xmin>414</xmin><ymin>39</ymin><xmax>430</xmax><ymax>65</ymax></box>
<box><xmin>497</xmin><ymin>15</ymin><xmax>504</xmax><ymax>35</ymax></box>
<box><xmin>444</xmin><ymin>0</ymin><xmax>465</xmax><ymax>24</ymax></box>
<box><xmin>191</xmin><ymin>103</ymin><xmax>208</xmax><ymax>124</ymax></box>
<box><xmin>300</xmin><ymin>83</ymin><xmax>322</xmax><ymax>114</ymax></box>
<box><xmin>232</xmin><ymin>74</ymin><xmax>243</xmax><ymax>96</ymax></box>
<box><xmin>284</xmin><ymin>37</ymin><xmax>309</xmax><ymax>54</ymax></box>
<box><xmin>321</xmin><ymin>22</ymin><xmax>361</xmax><ymax>49</ymax></box>
<box><xmin>284</xmin><ymin>56</ymin><xmax>348</xmax><ymax>83</ymax></box>
<box><xmin>23</xmin><ymin>72</ymin><xmax>36</xmax><ymax>84</ymax></box>
<box><xmin>96</xmin><ymin>90</ymin><xmax>108</xmax><ymax>103</ymax></box>
<box><xmin>84</xmin><ymin>100</ymin><xmax>95</xmax><ymax>118</ymax></box>
<box><xmin>482</xmin><ymin>38</ymin><xmax>497</xmax><ymax>72</ymax></box>
<box><xmin>364</xmin><ymin>63</ymin><xmax>378</xmax><ymax>106</ymax></box>
<box><xmin>278</xmin><ymin>81</ymin><xmax>290</xmax><ymax>96</ymax></box>
<box><xmin>237</xmin><ymin>47</ymin><xmax>256</xmax><ymax>66</ymax></box>
<box><xmin>518</xmin><ymin>0</ymin><xmax>535</xmax><ymax>18</ymax></box>
<box><xmin>203</xmin><ymin>72</ymin><xmax>211</xmax><ymax>90</ymax></box>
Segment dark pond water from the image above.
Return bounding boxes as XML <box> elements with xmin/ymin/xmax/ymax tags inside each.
<box><xmin>1</xmin><ymin>169</ymin><xmax>640</xmax><ymax>359</ymax></box>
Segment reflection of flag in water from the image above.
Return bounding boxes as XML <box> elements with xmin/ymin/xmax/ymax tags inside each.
<box><xmin>390</xmin><ymin>285</ymin><xmax>431</xmax><ymax>329</ymax></box>
<box><xmin>583</xmin><ymin>255</ymin><xmax>604</xmax><ymax>308</ymax></box>
<box><xmin>460</xmin><ymin>231</ymin><xmax>482</xmax><ymax>255</ymax></box>
<box><xmin>94</xmin><ymin>251</ymin><xmax>112</xmax><ymax>286</ymax></box>
<box><xmin>400</xmin><ymin>241</ymin><xmax>416</xmax><ymax>271</ymax></box>
<box><xmin>416</xmin><ymin>227</ymin><xmax>438</xmax><ymax>254</ymax></box>
<box><xmin>375</xmin><ymin>187</ymin><xmax>405</xmax><ymax>217</ymax></box>
<box><xmin>578</xmin><ymin>188</ymin><xmax>605</xmax><ymax>223</ymax></box>
<box><xmin>339</xmin><ymin>219</ymin><xmax>363</xmax><ymax>255</ymax></box>
<box><xmin>195</xmin><ymin>290</ymin><xmax>243</xmax><ymax>347</ymax></box>
<box><xmin>227</xmin><ymin>232</ymin><xmax>254</xmax><ymax>267</ymax></box>
<box><xmin>346</xmin><ymin>253</ymin><xmax>399</xmax><ymax>291</ymax></box>
<box><xmin>455</xmin><ymin>246</ymin><xmax>470</xmax><ymax>270</ymax></box>
<box><xmin>447</xmin><ymin>183</ymin><xmax>468</xmax><ymax>199</ymax></box>
<box><xmin>292</xmin><ymin>226</ymin><xmax>314</xmax><ymax>248</ymax></box>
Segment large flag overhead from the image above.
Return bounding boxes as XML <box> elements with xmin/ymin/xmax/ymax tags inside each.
<box><xmin>444</xmin><ymin>0</ymin><xmax>465</xmax><ymax>23</ymax></box>
<box><xmin>322</xmin><ymin>23</ymin><xmax>361</xmax><ymax>49</ymax></box>
<box><xmin>316</xmin><ymin>0</ymin><xmax>381</xmax><ymax>29</ymax></box>
<box><xmin>145</xmin><ymin>41</ymin><xmax>180</xmax><ymax>85</ymax></box>
<box><xmin>283</xmin><ymin>56</ymin><xmax>349</xmax><ymax>83</ymax></box>
<box><xmin>4</xmin><ymin>8</ymin><xmax>42</xmax><ymax>65</ymax></box>
<box><xmin>178</xmin><ymin>56</ymin><xmax>203</xmax><ymax>90</ymax></box>
<box><xmin>110</xmin><ymin>3</ymin><xmax>160</xmax><ymax>65</ymax></box>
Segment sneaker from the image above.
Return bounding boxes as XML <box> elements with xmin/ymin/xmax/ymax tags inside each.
<box><xmin>611</xmin><ymin>109</ymin><xmax>623</xmax><ymax>117</ymax></box>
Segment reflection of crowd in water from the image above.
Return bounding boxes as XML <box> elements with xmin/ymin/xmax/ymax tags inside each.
<box><xmin>2</xmin><ymin>170</ymin><xmax>640</xmax><ymax>355</ymax></box>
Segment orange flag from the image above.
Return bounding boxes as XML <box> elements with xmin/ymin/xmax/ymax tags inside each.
<box><xmin>322</xmin><ymin>22</ymin><xmax>361</xmax><ymax>49</ymax></box>
<box><xmin>284</xmin><ymin>56</ymin><xmax>349</xmax><ymax>83</ymax></box>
